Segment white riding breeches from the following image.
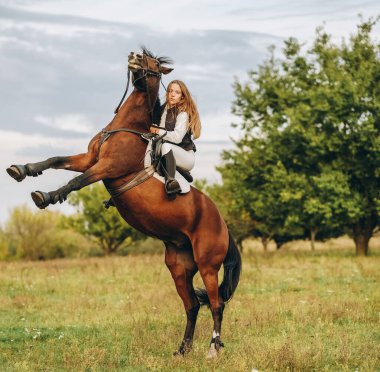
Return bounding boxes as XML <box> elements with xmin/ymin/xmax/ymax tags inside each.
<box><xmin>161</xmin><ymin>142</ymin><xmax>195</xmax><ymax>171</ymax></box>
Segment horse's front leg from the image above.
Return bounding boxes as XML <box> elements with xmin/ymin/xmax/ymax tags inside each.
<box><xmin>6</xmin><ymin>153</ymin><xmax>98</xmax><ymax>182</ymax></box>
<box><xmin>165</xmin><ymin>244</ymin><xmax>200</xmax><ymax>356</ymax></box>
<box><xmin>30</xmin><ymin>160</ymin><xmax>111</xmax><ymax>209</ymax></box>
<box><xmin>6</xmin><ymin>134</ymin><xmax>100</xmax><ymax>182</ymax></box>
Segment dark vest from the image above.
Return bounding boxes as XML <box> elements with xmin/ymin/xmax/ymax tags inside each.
<box><xmin>164</xmin><ymin>106</ymin><xmax>196</xmax><ymax>152</ymax></box>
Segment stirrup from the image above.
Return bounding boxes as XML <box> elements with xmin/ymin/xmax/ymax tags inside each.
<box><xmin>165</xmin><ymin>179</ymin><xmax>181</xmax><ymax>195</ymax></box>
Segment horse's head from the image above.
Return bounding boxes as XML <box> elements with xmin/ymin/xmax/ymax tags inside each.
<box><xmin>128</xmin><ymin>47</ymin><xmax>173</xmax><ymax>92</ymax></box>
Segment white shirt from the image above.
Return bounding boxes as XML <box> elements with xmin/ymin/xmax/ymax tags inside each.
<box><xmin>158</xmin><ymin>109</ymin><xmax>190</xmax><ymax>144</ymax></box>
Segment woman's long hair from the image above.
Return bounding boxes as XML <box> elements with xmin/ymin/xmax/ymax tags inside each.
<box><xmin>165</xmin><ymin>80</ymin><xmax>201</xmax><ymax>139</ymax></box>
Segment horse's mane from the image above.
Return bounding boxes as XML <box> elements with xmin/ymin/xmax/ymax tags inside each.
<box><xmin>152</xmin><ymin>97</ymin><xmax>162</xmax><ymax>124</ymax></box>
<box><xmin>141</xmin><ymin>46</ymin><xmax>173</xmax><ymax>66</ymax></box>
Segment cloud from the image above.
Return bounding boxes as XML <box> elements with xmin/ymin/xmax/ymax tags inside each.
<box><xmin>199</xmin><ymin>110</ymin><xmax>241</xmax><ymax>142</ymax></box>
<box><xmin>193</xmin><ymin>140</ymin><xmax>235</xmax><ymax>183</ymax></box>
<box><xmin>0</xmin><ymin>129</ymin><xmax>88</xmax><ymax>159</ymax></box>
<box><xmin>35</xmin><ymin>114</ymin><xmax>95</xmax><ymax>134</ymax></box>
<box><xmin>178</xmin><ymin>63</ymin><xmax>228</xmax><ymax>82</ymax></box>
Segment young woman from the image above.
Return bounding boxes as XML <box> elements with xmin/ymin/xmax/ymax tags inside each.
<box><xmin>150</xmin><ymin>80</ymin><xmax>201</xmax><ymax>195</ymax></box>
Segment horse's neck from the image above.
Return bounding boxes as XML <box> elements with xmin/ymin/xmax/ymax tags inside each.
<box><xmin>112</xmin><ymin>90</ymin><xmax>150</xmax><ymax>130</ymax></box>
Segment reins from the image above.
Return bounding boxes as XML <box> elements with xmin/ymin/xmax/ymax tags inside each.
<box><xmin>114</xmin><ymin>70</ymin><xmax>131</xmax><ymax>114</ymax></box>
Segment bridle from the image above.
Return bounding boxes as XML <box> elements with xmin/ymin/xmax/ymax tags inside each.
<box><xmin>114</xmin><ymin>53</ymin><xmax>163</xmax><ymax>120</ymax></box>
<box><xmin>100</xmin><ymin>53</ymin><xmax>167</xmax><ymax>147</ymax></box>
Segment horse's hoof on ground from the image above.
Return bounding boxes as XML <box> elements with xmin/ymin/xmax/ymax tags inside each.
<box><xmin>206</xmin><ymin>343</ymin><xmax>218</xmax><ymax>359</ymax></box>
<box><xmin>31</xmin><ymin>191</ymin><xmax>51</xmax><ymax>209</ymax></box>
<box><xmin>6</xmin><ymin>165</ymin><xmax>27</xmax><ymax>182</ymax></box>
<box><xmin>173</xmin><ymin>350</ymin><xmax>184</xmax><ymax>358</ymax></box>
<box><xmin>173</xmin><ymin>342</ymin><xmax>190</xmax><ymax>357</ymax></box>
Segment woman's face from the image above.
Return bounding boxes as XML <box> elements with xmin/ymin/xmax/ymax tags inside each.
<box><xmin>168</xmin><ymin>83</ymin><xmax>182</xmax><ymax>106</ymax></box>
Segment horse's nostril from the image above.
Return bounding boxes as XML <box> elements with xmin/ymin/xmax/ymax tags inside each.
<box><xmin>136</xmin><ymin>53</ymin><xmax>143</xmax><ymax>59</ymax></box>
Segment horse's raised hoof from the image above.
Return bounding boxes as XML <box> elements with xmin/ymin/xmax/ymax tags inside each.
<box><xmin>6</xmin><ymin>165</ymin><xmax>27</xmax><ymax>182</ymax></box>
<box><xmin>31</xmin><ymin>191</ymin><xmax>51</xmax><ymax>209</ymax></box>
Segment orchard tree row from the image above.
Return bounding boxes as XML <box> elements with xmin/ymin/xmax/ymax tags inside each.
<box><xmin>209</xmin><ymin>18</ymin><xmax>379</xmax><ymax>256</ymax></box>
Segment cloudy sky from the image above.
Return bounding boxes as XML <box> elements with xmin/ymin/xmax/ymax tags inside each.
<box><xmin>0</xmin><ymin>0</ymin><xmax>379</xmax><ymax>222</ymax></box>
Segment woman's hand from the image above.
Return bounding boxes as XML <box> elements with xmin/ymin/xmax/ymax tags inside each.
<box><xmin>150</xmin><ymin>126</ymin><xmax>160</xmax><ymax>134</ymax></box>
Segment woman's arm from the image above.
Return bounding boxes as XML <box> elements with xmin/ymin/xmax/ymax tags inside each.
<box><xmin>157</xmin><ymin>112</ymin><xmax>189</xmax><ymax>143</ymax></box>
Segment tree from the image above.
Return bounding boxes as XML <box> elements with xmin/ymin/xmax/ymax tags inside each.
<box><xmin>2</xmin><ymin>205</ymin><xmax>87</xmax><ymax>260</ymax></box>
<box><xmin>221</xmin><ymin>17</ymin><xmax>379</xmax><ymax>255</ymax></box>
<box><xmin>216</xmin><ymin>132</ymin><xmax>309</xmax><ymax>250</ymax></box>
<box><xmin>66</xmin><ymin>182</ymin><xmax>146</xmax><ymax>255</ymax></box>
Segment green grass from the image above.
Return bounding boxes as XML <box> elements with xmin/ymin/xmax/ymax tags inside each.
<box><xmin>0</xmin><ymin>243</ymin><xmax>379</xmax><ymax>371</ymax></box>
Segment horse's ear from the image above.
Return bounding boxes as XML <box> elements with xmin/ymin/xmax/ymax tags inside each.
<box><xmin>160</xmin><ymin>66</ymin><xmax>174</xmax><ymax>75</ymax></box>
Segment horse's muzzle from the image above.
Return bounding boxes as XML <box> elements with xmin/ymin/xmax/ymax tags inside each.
<box><xmin>128</xmin><ymin>52</ymin><xmax>143</xmax><ymax>71</ymax></box>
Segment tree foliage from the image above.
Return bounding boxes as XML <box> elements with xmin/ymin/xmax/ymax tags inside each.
<box><xmin>66</xmin><ymin>182</ymin><xmax>146</xmax><ymax>255</ymax></box>
<box><xmin>219</xmin><ymin>18</ymin><xmax>380</xmax><ymax>255</ymax></box>
<box><xmin>2</xmin><ymin>205</ymin><xmax>90</xmax><ymax>260</ymax></box>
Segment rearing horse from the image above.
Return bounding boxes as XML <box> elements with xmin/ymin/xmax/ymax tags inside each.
<box><xmin>6</xmin><ymin>48</ymin><xmax>241</xmax><ymax>358</ymax></box>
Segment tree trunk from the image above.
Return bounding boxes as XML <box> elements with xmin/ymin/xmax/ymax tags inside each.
<box><xmin>261</xmin><ymin>236</ymin><xmax>269</xmax><ymax>251</ymax></box>
<box><xmin>352</xmin><ymin>213</ymin><xmax>378</xmax><ymax>256</ymax></box>
<box><xmin>310</xmin><ymin>228</ymin><xmax>317</xmax><ymax>251</ymax></box>
<box><xmin>354</xmin><ymin>233</ymin><xmax>370</xmax><ymax>256</ymax></box>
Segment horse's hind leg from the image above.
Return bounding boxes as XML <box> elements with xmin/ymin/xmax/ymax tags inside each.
<box><xmin>197</xmin><ymin>265</ymin><xmax>225</xmax><ymax>359</ymax></box>
<box><xmin>164</xmin><ymin>243</ymin><xmax>200</xmax><ymax>356</ymax></box>
<box><xmin>193</xmin><ymin>235</ymin><xmax>227</xmax><ymax>359</ymax></box>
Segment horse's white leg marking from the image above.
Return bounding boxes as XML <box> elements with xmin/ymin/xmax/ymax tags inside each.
<box><xmin>206</xmin><ymin>330</ymin><xmax>220</xmax><ymax>359</ymax></box>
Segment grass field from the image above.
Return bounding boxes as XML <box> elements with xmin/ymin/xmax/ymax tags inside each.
<box><xmin>0</xmin><ymin>239</ymin><xmax>379</xmax><ymax>371</ymax></box>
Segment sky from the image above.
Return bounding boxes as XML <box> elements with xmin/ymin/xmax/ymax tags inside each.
<box><xmin>0</xmin><ymin>0</ymin><xmax>379</xmax><ymax>222</ymax></box>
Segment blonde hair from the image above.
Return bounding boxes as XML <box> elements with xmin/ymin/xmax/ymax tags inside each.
<box><xmin>165</xmin><ymin>80</ymin><xmax>201</xmax><ymax>139</ymax></box>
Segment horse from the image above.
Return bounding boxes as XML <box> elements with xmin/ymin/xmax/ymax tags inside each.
<box><xmin>6</xmin><ymin>48</ymin><xmax>241</xmax><ymax>359</ymax></box>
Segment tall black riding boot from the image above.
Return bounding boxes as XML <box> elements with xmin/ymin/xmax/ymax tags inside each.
<box><xmin>162</xmin><ymin>150</ymin><xmax>181</xmax><ymax>195</ymax></box>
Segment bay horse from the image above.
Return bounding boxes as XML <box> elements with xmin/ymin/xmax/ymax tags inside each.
<box><xmin>6</xmin><ymin>48</ymin><xmax>241</xmax><ymax>358</ymax></box>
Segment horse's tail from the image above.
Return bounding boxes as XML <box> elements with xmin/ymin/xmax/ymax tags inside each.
<box><xmin>196</xmin><ymin>230</ymin><xmax>242</xmax><ymax>307</ymax></box>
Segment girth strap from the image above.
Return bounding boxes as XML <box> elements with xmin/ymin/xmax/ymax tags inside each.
<box><xmin>107</xmin><ymin>165</ymin><xmax>155</xmax><ymax>200</ymax></box>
